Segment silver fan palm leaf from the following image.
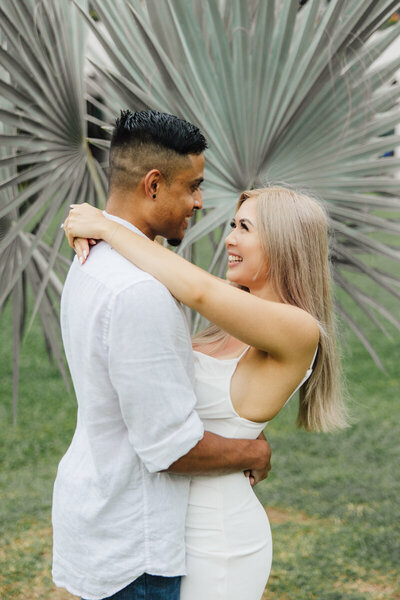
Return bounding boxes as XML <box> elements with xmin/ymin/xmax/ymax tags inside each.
<box><xmin>78</xmin><ymin>0</ymin><xmax>400</xmax><ymax>362</ymax></box>
<box><xmin>0</xmin><ymin>0</ymin><xmax>107</xmax><ymax>419</ymax></box>
<box><xmin>0</xmin><ymin>1</ymin><xmax>399</xmax><ymax>418</ymax></box>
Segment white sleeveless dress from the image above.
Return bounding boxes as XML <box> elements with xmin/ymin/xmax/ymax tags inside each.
<box><xmin>180</xmin><ymin>347</ymin><xmax>317</xmax><ymax>600</ymax></box>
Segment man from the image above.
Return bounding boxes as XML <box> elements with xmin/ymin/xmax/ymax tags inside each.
<box><xmin>53</xmin><ymin>110</ymin><xmax>271</xmax><ymax>600</ymax></box>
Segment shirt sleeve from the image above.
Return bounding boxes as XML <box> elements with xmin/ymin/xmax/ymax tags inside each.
<box><xmin>107</xmin><ymin>278</ymin><xmax>204</xmax><ymax>473</ymax></box>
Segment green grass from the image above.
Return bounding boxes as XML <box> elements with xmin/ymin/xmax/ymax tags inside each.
<box><xmin>0</xmin><ymin>302</ymin><xmax>78</xmax><ymax>599</ymax></box>
<box><xmin>256</xmin><ymin>329</ymin><xmax>400</xmax><ymax>599</ymax></box>
<box><xmin>0</xmin><ymin>283</ymin><xmax>399</xmax><ymax>599</ymax></box>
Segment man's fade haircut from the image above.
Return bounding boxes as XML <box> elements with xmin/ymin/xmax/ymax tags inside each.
<box><xmin>109</xmin><ymin>110</ymin><xmax>207</xmax><ymax>193</ymax></box>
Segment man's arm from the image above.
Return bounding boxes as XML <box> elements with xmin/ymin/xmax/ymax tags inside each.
<box><xmin>167</xmin><ymin>430</ymin><xmax>271</xmax><ymax>484</ymax></box>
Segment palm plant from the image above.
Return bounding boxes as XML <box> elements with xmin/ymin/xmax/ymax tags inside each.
<box><xmin>0</xmin><ymin>0</ymin><xmax>108</xmax><ymax>420</ymax></box>
<box><xmin>0</xmin><ymin>0</ymin><xmax>399</xmax><ymax>418</ymax></box>
<box><xmin>60</xmin><ymin>0</ymin><xmax>400</xmax><ymax>356</ymax></box>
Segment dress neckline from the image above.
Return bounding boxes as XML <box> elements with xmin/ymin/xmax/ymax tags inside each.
<box><xmin>193</xmin><ymin>347</ymin><xmax>268</xmax><ymax>426</ymax></box>
<box><xmin>192</xmin><ymin>346</ymin><xmax>250</xmax><ymax>362</ymax></box>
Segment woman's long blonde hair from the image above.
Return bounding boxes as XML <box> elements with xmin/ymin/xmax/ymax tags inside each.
<box><xmin>194</xmin><ymin>186</ymin><xmax>348</xmax><ymax>433</ymax></box>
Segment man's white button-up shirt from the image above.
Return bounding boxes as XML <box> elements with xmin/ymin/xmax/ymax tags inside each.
<box><xmin>52</xmin><ymin>214</ymin><xmax>204</xmax><ymax>600</ymax></box>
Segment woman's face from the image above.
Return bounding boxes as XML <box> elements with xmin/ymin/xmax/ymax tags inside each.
<box><xmin>224</xmin><ymin>196</ymin><xmax>267</xmax><ymax>290</ymax></box>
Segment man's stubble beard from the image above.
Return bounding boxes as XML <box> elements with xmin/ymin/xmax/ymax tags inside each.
<box><xmin>167</xmin><ymin>237</ymin><xmax>182</xmax><ymax>247</ymax></box>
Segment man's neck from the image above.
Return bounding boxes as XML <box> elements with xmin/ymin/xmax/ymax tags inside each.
<box><xmin>105</xmin><ymin>198</ymin><xmax>155</xmax><ymax>240</ymax></box>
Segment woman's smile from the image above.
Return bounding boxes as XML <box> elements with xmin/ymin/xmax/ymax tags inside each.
<box><xmin>227</xmin><ymin>253</ymin><xmax>243</xmax><ymax>267</ymax></box>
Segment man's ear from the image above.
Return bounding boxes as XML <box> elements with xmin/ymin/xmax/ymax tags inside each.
<box><xmin>144</xmin><ymin>169</ymin><xmax>162</xmax><ymax>200</ymax></box>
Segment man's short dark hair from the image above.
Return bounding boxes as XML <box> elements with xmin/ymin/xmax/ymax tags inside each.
<box><xmin>109</xmin><ymin>110</ymin><xmax>207</xmax><ymax>192</ymax></box>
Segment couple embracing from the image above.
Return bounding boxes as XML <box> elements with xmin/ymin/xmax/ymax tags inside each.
<box><xmin>53</xmin><ymin>110</ymin><xmax>347</xmax><ymax>600</ymax></box>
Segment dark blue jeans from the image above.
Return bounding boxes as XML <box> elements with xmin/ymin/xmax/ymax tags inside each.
<box><xmin>82</xmin><ymin>574</ymin><xmax>181</xmax><ymax>600</ymax></box>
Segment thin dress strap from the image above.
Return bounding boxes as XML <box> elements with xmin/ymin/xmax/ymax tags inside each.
<box><xmin>237</xmin><ymin>345</ymin><xmax>251</xmax><ymax>360</ymax></box>
<box><xmin>283</xmin><ymin>345</ymin><xmax>319</xmax><ymax>407</ymax></box>
<box><xmin>309</xmin><ymin>345</ymin><xmax>319</xmax><ymax>370</ymax></box>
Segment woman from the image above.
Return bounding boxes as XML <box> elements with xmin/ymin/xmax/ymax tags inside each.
<box><xmin>63</xmin><ymin>186</ymin><xmax>348</xmax><ymax>599</ymax></box>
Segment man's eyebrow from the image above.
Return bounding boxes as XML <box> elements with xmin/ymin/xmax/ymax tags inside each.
<box><xmin>192</xmin><ymin>177</ymin><xmax>204</xmax><ymax>185</ymax></box>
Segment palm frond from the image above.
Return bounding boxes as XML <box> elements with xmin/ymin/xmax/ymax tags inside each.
<box><xmin>1</xmin><ymin>0</ymin><xmax>399</xmax><ymax>420</ymax></box>
<box><xmin>79</xmin><ymin>0</ymin><xmax>400</xmax><ymax>362</ymax></box>
<box><xmin>0</xmin><ymin>0</ymin><xmax>107</xmax><ymax>419</ymax></box>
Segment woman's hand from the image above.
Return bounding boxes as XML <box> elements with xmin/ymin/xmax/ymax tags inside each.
<box><xmin>63</xmin><ymin>203</ymin><xmax>107</xmax><ymax>244</ymax></box>
<box><xmin>63</xmin><ymin>203</ymin><xmax>109</xmax><ymax>264</ymax></box>
<box><xmin>73</xmin><ymin>237</ymin><xmax>97</xmax><ymax>265</ymax></box>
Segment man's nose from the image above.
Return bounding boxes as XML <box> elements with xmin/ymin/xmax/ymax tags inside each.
<box><xmin>193</xmin><ymin>189</ymin><xmax>203</xmax><ymax>210</ymax></box>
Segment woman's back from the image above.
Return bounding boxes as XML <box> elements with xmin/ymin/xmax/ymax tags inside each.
<box><xmin>193</xmin><ymin>337</ymin><xmax>318</xmax><ymax>424</ymax></box>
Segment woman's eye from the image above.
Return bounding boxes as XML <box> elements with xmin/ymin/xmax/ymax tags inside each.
<box><xmin>240</xmin><ymin>222</ymin><xmax>249</xmax><ymax>231</ymax></box>
<box><xmin>229</xmin><ymin>220</ymin><xmax>236</xmax><ymax>229</ymax></box>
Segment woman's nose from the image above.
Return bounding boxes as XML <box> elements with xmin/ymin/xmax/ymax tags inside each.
<box><xmin>225</xmin><ymin>230</ymin><xmax>236</xmax><ymax>247</ymax></box>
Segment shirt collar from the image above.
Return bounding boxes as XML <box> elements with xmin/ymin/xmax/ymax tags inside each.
<box><xmin>103</xmin><ymin>211</ymin><xmax>149</xmax><ymax>239</ymax></box>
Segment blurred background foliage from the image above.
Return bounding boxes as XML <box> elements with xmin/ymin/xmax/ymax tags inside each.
<box><xmin>0</xmin><ymin>0</ymin><xmax>399</xmax><ymax>421</ymax></box>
